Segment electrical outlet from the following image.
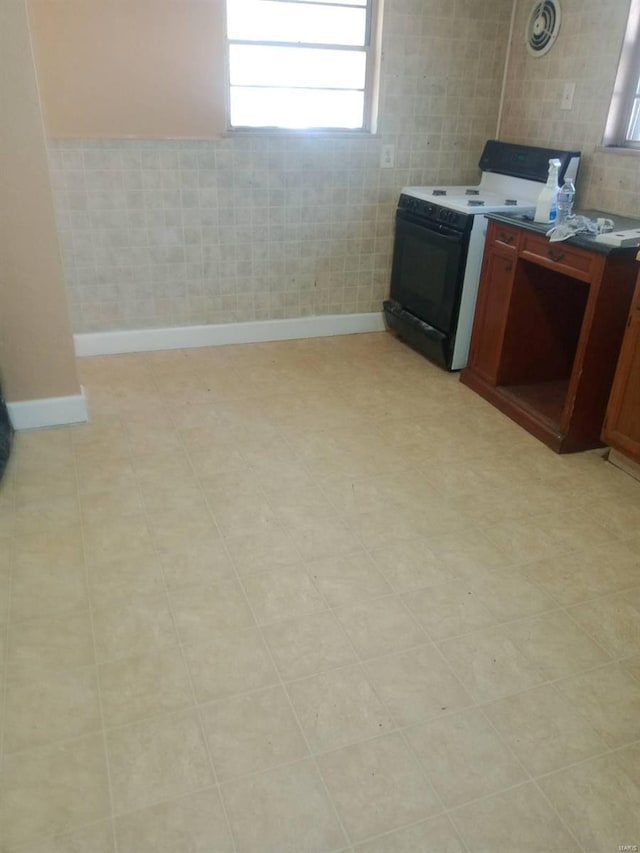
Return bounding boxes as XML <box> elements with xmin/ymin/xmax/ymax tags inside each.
<box><xmin>561</xmin><ymin>82</ymin><xmax>575</xmax><ymax>111</ymax></box>
<box><xmin>380</xmin><ymin>144</ymin><xmax>395</xmax><ymax>168</ymax></box>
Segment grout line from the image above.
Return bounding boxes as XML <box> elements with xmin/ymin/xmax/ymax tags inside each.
<box><xmin>70</xmin><ymin>425</ymin><xmax>120</xmax><ymax>853</ymax></box>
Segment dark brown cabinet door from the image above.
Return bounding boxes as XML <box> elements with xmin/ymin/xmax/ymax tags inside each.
<box><xmin>603</xmin><ymin>279</ymin><xmax>640</xmax><ymax>463</ymax></box>
<box><xmin>467</xmin><ymin>244</ymin><xmax>515</xmax><ymax>383</ymax></box>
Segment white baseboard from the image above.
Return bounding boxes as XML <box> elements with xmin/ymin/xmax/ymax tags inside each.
<box><xmin>74</xmin><ymin>312</ymin><xmax>386</xmax><ymax>357</ymax></box>
<box><xmin>7</xmin><ymin>387</ymin><xmax>89</xmax><ymax>431</ymax></box>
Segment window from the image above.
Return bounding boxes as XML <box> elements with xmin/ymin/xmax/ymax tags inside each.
<box><xmin>225</xmin><ymin>0</ymin><xmax>380</xmax><ymax>131</ymax></box>
<box><xmin>604</xmin><ymin>0</ymin><xmax>640</xmax><ymax>147</ymax></box>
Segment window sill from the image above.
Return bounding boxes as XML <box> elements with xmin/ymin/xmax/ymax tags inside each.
<box><xmin>223</xmin><ymin>128</ymin><xmax>380</xmax><ymax>139</ymax></box>
<box><xmin>594</xmin><ymin>145</ymin><xmax>640</xmax><ymax>157</ymax></box>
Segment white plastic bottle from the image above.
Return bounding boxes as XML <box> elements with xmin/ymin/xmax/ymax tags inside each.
<box><xmin>534</xmin><ymin>159</ymin><xmax>561</xmax><ymax>225</ymax></box>
<box><xmin>556</xmin><ymin>178</ymin><xmax>576</xmax><ymax>224</ymax></box>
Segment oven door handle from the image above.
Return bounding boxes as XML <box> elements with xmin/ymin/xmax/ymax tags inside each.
<box><xmin>396</xmin><ymin>210</ymin><xmax>465</xmax><ymax>241</ymax></box>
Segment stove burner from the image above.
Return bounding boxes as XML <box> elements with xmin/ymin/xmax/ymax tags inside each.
<box><xmin>465</xmin><ymin>189</ymin><xmax>480</xmax><ymax>195</ymax></box>
<box><xmin>505</xmin><ymin>199</ymin><xmax>518</xmax><ymax>206</ymax></box>
<box><xmin>433</xmin><ymin>189</ymin><xmax>447</xmax><ymax>196</ymax></box>
<box><xmin>468</xmin><ymin>199</ymin><xmax>485</xmax><ymax>206</ymax></box>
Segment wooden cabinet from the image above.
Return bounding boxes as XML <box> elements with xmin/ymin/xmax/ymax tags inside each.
<box><xmin>602</xmin><ymin>271</ymin><xmax>640</xmax><ymax>464</ymax></box>
<box><xmin>461</xmin><ymin>217</ymin><xmax>638</xmax><ymax>453</ymax></box>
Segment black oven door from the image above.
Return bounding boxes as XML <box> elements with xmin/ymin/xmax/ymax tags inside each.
<box><xmin>389</xmin><ymin>209</ymin><xmax>470</xmax><ymax>335</ymax></box>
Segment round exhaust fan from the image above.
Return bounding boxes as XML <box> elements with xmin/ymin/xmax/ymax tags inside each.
<box><xmin>526</xmin><ymin>0</ymin><xmax>562</xmax><ymax>57</ymax></box>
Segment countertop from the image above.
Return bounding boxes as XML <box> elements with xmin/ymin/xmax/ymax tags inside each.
<box><xmin>486</xmin><ymin>209</ymin><xmax>640</xmax><ymax>255</ymax></box>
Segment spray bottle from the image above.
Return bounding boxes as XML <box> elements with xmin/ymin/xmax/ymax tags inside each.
<box><xmin>534</xmin><ymin>158</ymin><xmax>561</xmax><ymax>225</ymax></box>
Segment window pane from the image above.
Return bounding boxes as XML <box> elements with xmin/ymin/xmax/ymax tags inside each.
<box><xmin>626</xmin><ymin>97</ymin><xmax>640</xmax><ymax>141</ymax></box>
<box><xmin>229</xmin><ymin>44</ymin><xmax>366</xmax><ymax>89</ymax></box>
<box><xmin>227</xmin><ymin>0</ymin><xmax>367</xmax><ymax>46</ymax></box>
<box><xmin>230</xmin><ymin>87</ymin><xmax>365</xmax><ymax>128</ymax></box>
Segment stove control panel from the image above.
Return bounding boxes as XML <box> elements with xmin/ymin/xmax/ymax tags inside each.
<box><xmin>399</xmin><ymin>194</ymin><xmax>462</xmax><ymax>228</ymax></box>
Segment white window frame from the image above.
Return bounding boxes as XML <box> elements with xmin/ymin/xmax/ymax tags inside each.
<box><xmin>604</xmin><ymin>0</ymin><xmax>640</xmax><ymax>148</ymax></box>
<box><xmin>224</xmin><ymin>0</ymin><xmax>382</xmax><ymax>133</ymax></box>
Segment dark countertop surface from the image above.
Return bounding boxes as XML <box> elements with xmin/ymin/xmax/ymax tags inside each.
<box><xmin>486</xmin><ymin>209</ymin><xmax>640</xmax><ymax>255</ymax></box>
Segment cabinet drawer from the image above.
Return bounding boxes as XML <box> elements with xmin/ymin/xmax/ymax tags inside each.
<box><xmin>520</xmin><ymin>233</ymin><xmax>594</xmax><ymax>281</ymax></box>
<box><xmin>490</xmin><ymin>223</ymin><xmax>519</xmax><ymax>251</ymax></box>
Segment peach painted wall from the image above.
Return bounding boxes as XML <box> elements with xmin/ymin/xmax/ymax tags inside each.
<box><xmin>28</xmin><ymin>0</ymin><xmax>226</xmax><ymax>139</ymax></box>
<box><xmin>0</xmin><ymin>0</ymin><xmax>80</xmax><ymax>403</ymax></box>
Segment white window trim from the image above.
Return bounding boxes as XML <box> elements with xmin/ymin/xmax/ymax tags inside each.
<box><xmin>604</xmin><ymin>0</ymin><xmax>640</xmax><ymax>148</ymax></box>
<box><xmin>224</xmin><ymin>0</ymin><xmax>383</xmax><ymax>134</ymax></box>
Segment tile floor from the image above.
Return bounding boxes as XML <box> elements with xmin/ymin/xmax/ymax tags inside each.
<box><xmin>1</xmin><ymin>332</ymin><xmax>639</xmax><ymax>853</ymax></box>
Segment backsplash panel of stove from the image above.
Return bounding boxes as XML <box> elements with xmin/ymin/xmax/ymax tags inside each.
<box><xmin>47</xmin><ymin>0</ymin><xmax>512</xmax><ymax>333</ymax></box>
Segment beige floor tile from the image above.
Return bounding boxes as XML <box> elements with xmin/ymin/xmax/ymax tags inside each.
<box><xmin>159</xmin><ymin>535</ymin><xmax>234</xmax><ymax>588</ymax></box>
<box><xmin>363</xmin><ymin>645</ymin><xmax>472</xmax><ymax>728</ymax></box>
<box><xmin>106</xmin><ymin>710</ymin><xmax>213</xmax><ymax>815</ymax></box>
<box><xmin>484</xmin><ymin>683</ymin><xmax>609</xmax><ymax>777</ymax></box>
<box><xmin>13</xmin><ymin>528</ymin><xmax>83</xmax><ymax>570</ymax></box>
<box><xmin>201</xmin><ymin>686</ymin><xmax>308</xmax><ymax>780</ymax></box>
<box><xmin>354</xmin><ymin>815</ymin><xmax>466</xmax><ymax>853</ymax></box>
<box><xmin>306</xmin><ymin>552</ymin><xmax>392</xmax><ymax>607</ymax></box>
<box><xmin>520</xmin><ymin>540</ymin><xmax>640</xmax><ymax>605</ymax></box>
<box><xmin>539</xmin><ymin>745</ymin><xmax>640</xmax><ymax>853</ymax></box>
<box><xmin>483</xmin><ymin>517</ymin><xmax>568</xmax><ymax>564</ymax></box>
<box><xmin>10</xmin><ymin>560</ymin><xmax>88</xmax><ymax>622</ymax></box>
<box><xmin>451</xmin><ymin>783</ymin><xmax>581</xmax><ymax>853</ymax></box>
<box><xmin>4</xmin><ymin>665</ymin><xmax>101</xmax><ymax>753</ymax></box>
<box><xmin>621</xmin><ymin>653</ymin><xmax>640</xmax><ymax>682</ymax></box>
<box><xmin>147</xmin><ymin>509</ymin><xmax>218</xmax><ymax>552</ymax></box>
<box><xmin>503</xmin><ymin>610</ymin><xmax>611</xmax><ymax>680</ymax></box>
<box><xmin>317</xmin><ymin>733</ymin><xmax>440</xmax><ymax>844</ymax></box>
<box><xmin>184</xmin><ymin>627</ymin><xmax>278</xmax><ymax>703</ymax></box>
<box><xmin>285</xmin><ymin>515</ymin><xmax>363</xmax><ymax>561</ymax></box>
<box><xmin>568</xmin><ymin>590</ymin><xmax>640</xmax><ymax>658</ymax></box>
<box><xmin>263</xmin><ymin>610</ymin><xmax>358</xmax><ymax>680</ymax></box>
<box><xmin>79</xmin><ymin>486</ymin><xmax>145</xmax><ymax>526</ymax></box>
<box><xmin>222</xmin><ymin>758</ymin><xmax>347</xmax><ymax>853</ymax></box>
<box><xmin>1</xmin><ymin>734</ymin><xmax>110</xmax><ymax>851</ymax></box>
<box><xmin>7</xmin><ymin>611</ymin><xmax>95</xmax><ymax>681</ymax></box>
<box><xmin>554</xmin><ymin>665</ymin><xmax>640</xmax><ymax>748</ymax></box>
<box><xmin>115</xmin><ymin>788</ymin><xmax>234</xmax><ymax>853</ymax></box>
<box><xmin>242</xmin><ymin>565</ymin><xmax>327</xmax><ymax>625</ymax></box>
<box><xmin>287</xmin><ymin>665</ymin><xmax>395</xmax><ymax>753</ymax></box>
<box><xmin>438</xmin><ymin>626</ymin><xmax>546</xmax><ymax>703</ymax></box>
<box><xmin>87</xmin><ymin>548</ymin><xmax>165</xmax><ymax>607</ymax></box>
<box><xmin>12</xmin><ymin>821</ymin><xmax>115</xmax><ymax>853</ymax></box>
<box><xmin>369</xmin><ymin>537</ymin><xmax>459</xmax><ymax>593</ymax></box>
<box><xmin>92</xmin><ymin>590</ymin><xmax>178</xmax><ymax>663</ymax></box>
<box><xmin>82</xmin><ymin>515</ymin><xmax>153</xmax><ymax>563</ymax></box>
<box><xmin>403</xmin><ymin>580</ymin><xmax>499</xmax><ymax>640</ymax></box>
<box><xmin>406</xmin><ymin>708</ymin><xmax>526</xmax><ymax>808</ymax></box>
<box><xmin>13</xmin><ymin>496</ymin><xmax>81</xmax><ymax>536</ymax></box>
<box><xmin>334</xmin><ymin>596</ymin><xmax>426</xmax><ymax>660</ymax></box>
<box><xmin>99</xmin><ymin>648</ymin><xmax>193</xmax><ymax>728</ymax></box>
<box><xmin>225</xmin><ymin>527</ymin><xmax>301</xmax><ymax>576</ymax></box>
<box><xmin>169</xmin><ymin>580</ymin><xmax>255</xmax><ymax>644</ymax></box>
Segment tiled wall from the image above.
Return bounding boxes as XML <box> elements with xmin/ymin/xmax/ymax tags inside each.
<box><xmin>500</xmin><ymin>0</ymin><xmax>640</xmax><ymax>217</ymax></box>
<box><xmin>48</xmin><ymin>0</ymin><xmax>512</xmax><ymax>333</ymax></box>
